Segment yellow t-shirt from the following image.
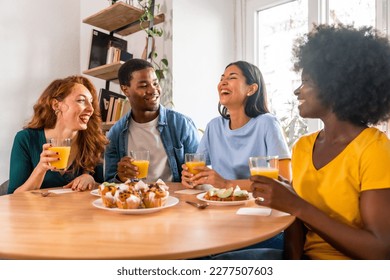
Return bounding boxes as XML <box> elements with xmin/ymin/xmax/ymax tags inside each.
<box><xmin>292</xmin><ymin>127</ymin><xmax>390</xmax><ymax>259</ymax></box>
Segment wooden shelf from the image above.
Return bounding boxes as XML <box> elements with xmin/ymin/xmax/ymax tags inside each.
<box><xmin>82</xmin><ymin>61</ymin><xmax>124</xmax><ymax>81</ymax></box>
<box><xmin>83</xmin><ymin>2</ymin><xmax>164</xmax><ymax>36</ymax></box>
<box><xmin>121</xmin><ymin>14</ymin><xmax>165</xmax><ymax>36</ymax></box>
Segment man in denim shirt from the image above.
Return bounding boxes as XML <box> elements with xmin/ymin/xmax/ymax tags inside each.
<box><xmin>104</xmin><ymin>59</ymin><xmax>199</xmax><ymax>182</ymax></box>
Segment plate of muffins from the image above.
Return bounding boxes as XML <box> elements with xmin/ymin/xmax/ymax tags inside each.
<box><xmin>92</xmin><ymin>179</ymin><xmax>179</xmax><ymax>214</ymax></box>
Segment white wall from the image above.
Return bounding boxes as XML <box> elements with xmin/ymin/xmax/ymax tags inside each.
<box><xmin>172</xmin><ymin>0</ymin><xmax>235</xmax><ymax>130</ymax></box>
<box><xmin>0</xmin><ymin>0</ymin><xmax>80</xmax><ymax>183</ymax></box>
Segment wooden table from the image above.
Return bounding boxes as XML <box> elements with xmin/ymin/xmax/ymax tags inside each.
<box><xmin>0</xmin><ymin>183</ymin><xmax>294</xmax><ymax>260</ymax></box>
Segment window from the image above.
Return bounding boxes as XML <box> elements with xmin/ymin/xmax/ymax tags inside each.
<box><xmin>245</xmin><ymin>0</ymin><xmax>390</xmax><ymax>145</ymax></box>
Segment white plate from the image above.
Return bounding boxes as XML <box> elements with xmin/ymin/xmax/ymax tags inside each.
<box><xmin>92</xmin><ymin>196</ymin><xmax>179</xmax><ymax>214</ymax></box>
<box><xmin>196</xmin><ymin>192</ymin><xmax>254</xmax><ymax>206</ymax></box>
<box><xmin>90</xmin><ymin>189</ymin><xmax>100</xmax><ymax>197</ymax></box>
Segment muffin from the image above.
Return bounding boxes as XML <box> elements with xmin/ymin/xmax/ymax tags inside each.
<box><xmin>100</xmin><ymin>183</ymin><xmax>118</xmax><ymax>208</ymax></box>
<box><xmin>115</xmin><ymin>184</ymin><xmax>142</xmax><ymax>209</ymax></box>
<box><xmin>142</xmin><ymin>180</ymin><xmax>169</xmax><ymax>208</ymax></box>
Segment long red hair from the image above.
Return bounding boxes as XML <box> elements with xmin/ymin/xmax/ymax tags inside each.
<box><xmin>26</xmin><ymin>75</ymin><xmax>109</xmax><ymax>174</ymax></box>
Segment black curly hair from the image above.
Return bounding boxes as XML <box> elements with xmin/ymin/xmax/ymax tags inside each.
<box><xmin>218</xmin><ymin>60</ymin><xmax>270</xmax><ymax>119</ymax></box>
<box><xmin>293</xmin><ymin>24</ymin><xmax>390</xmax><ymax>126</ymax></box>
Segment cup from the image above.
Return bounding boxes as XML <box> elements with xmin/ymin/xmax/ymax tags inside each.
<box><xmin>185</xmin><ymin>153</ymin><xmax>206</xmax><ymax>175</ymax></box>
<box><xmin>248</xmin><ymin>156</ymin><xmax>279</xmax><ymax>179</ymax></box>
<box><xmin>48</xmin><ymin>138</ymin><xmax>71</xmax><ymax>171</ymax></box>
<box><xmin>130</xmin><ymin>150</ymin><xmax>150</xmax><ymax>180</ymax></box>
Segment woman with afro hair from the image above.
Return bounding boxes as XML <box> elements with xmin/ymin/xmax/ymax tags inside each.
<box><xmin>204</xmin><ymin>24</ymin><xmax>390</xmax><ymax>260</ymax></box>
<box><xmin>249</xmin><ymin>24</ymin><xmax>390</xmax><ymax>260</ymax></box>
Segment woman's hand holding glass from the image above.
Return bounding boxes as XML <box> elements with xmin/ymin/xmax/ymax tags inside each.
<box><xmin>250</xmin><ymin>174</ymin><xmax>298</xmax><ymax>214</ymax></box>
<box><xmin>181</xmin><ymin>164</ymin><xmax>231</xmax><ymax>189</ymax></box>
<box><xmin>181</xmin><ymin>164</ymin><xmax>207</xmax><ymax>188</ymax></box>
<box><xmin>38</xmin><ymin>143</ymin><xmax>61</xmax><ymax>172</ymax></box>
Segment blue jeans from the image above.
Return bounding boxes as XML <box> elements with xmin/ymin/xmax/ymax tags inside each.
<box><xmin>242</xmin><ymin>232</ymin><xmax>284</xmax><ymax>250</ymax></box>
<box><xmin>210</xmin><ymin>248</ymin><xmax>283</xmax><ymax>260</ymax></box>
<box><xmin>194</xmin><ymin>232</ymin><xmax>284</xmax><ymax>260</ymax></box>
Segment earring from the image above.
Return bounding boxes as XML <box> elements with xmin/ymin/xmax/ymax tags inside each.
<box><xmin>247</xmin><ymin>93</ymin><xmax>251</xmax><ymax>96</ymax></box>
<box><xmin>54</xmin><ymin>109</ymin><xmax>60</xmax><ymax>115</ymax></box>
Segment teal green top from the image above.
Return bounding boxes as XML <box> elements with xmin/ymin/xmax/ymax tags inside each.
<box><xmin>8</xmin><ymin>128</ymin><xmax>103</xmax><ymax>194</ymax></box>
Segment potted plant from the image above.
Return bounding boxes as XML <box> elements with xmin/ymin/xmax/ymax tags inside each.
<box><xmin>137</xmin><ymin>0</ymin><xmax>169</xmax><ymax>80</ymax></box>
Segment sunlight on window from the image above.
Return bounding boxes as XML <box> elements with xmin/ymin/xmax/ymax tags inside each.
<box><xmin>328</xmin><ymin>0</ymin><xmax>375</xmax><ymax>27</ymax></box>
<box><xmin>257</xmin><ymin>0</ymin><xmax>308</xmax><ymax>148</ymax></box>
<box><xmin>255</xmin><ymin>0</ymin><xmax>378</xmax><ymax>146</ymax></box>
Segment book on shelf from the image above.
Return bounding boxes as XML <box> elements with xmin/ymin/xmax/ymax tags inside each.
<box><xmin>106</xmin><ymin>46</ymin><xmax>133</xmax><ymax>65</ymax></box>
<box><xmin>88</xmin><ymin>29</ymin><xmax>133</xmax><ymax>69</ymax></box>
<box><xmin>98</xmin><ymin>88</ymin><xmax>127</xmax><ymax>124</ymax></box>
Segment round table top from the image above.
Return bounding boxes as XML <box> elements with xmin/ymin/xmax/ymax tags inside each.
<box><xmin>0</xmin><ymin>182</ymin><xmax>294</xmax><ymax>259</ymax></box>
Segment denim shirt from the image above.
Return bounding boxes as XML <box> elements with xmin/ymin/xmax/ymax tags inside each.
<box><xmin>104</xmin><ymin>105</ymin><xmax>200</xmax><ymax>182</ymax></box>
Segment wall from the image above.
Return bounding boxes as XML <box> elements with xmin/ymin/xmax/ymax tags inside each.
<box><xmin>0</xmin><ymin>0</ymin><xmax>80</xmax><ymax>183</ymax></box>
<box><xmin>172</xmin><ymin>0</ymin><xmax>235</xmax><ymax>131</ymax></box>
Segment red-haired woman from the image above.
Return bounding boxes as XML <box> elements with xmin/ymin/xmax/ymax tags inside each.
<box><xmin>8</xmin><ymin>75</ymin><xmax>108</xmax><ymax>193</ymax></box>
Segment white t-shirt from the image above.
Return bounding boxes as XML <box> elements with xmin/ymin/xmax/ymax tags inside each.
<box><xmin>128</xmin><ymin>117</ymin><xmax>173</xmax><ymax>182</ymax></box>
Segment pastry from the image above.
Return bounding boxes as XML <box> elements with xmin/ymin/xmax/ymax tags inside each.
<box><xmin>115</xmin><ymin>185</ymin><xmax>142</xmax><ymax>209</ymax></box>
<box><xmin>204</xmin><ymin>185</ymin><xmax>249</xmax><ymax>201</ymax></box>
<box><xmin>100</xmin><ymin>183</ymin><xmax>118</xmax><ymax>208</ymax></box>
<box><xmin>142</xmin><ymin>180</ymin><xmax>169</xmax><ymax>208</ymax></box>
<box><xmin>97</xmin><ymin>180</ymin><xmax>170</xmax><ymax>209</ymax></box>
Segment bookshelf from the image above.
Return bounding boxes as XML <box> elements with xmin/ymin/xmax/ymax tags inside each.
<box><xmin>83</xmin><ymin>1</ymin><xmax>165</xmax><ymax>131</ymax></box>
<box><xmin>83</xmin><ymin>2</ymin><xmax>165</xmax><ymax>36</ymax></box>
<box><xmin>82</xmin><ymin>1</ymin><xmax>165</xmax><ymax>82</ymax></box>
<box><xmin>83</xmin><ymin>61</ymin><xmax>124</xmax><ymax>82</ymax></box>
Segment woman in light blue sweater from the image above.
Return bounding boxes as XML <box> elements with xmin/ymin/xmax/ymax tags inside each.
<box><xmin>181</xmin><ymin>61</ymin><xmax>291</xmax><ymax>189</ymax></box>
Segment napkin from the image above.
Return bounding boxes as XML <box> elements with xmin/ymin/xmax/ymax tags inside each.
<box><xmin>48</xmin><ymin>189</ymin><xmax>74</xmax><ymax>194</ymax></box>
<box><xmin>236</xmin><ymin>207</ymin><xmax>272</xmax><ymax>216</ymax></box>
<box><xmin>174</xmin><ymin>189</ymin><xmax>205</xmax><ymax>195</ymax></box>
<box><xmin>174</xmin><ymin>184</ymin><xmax>213</xmax><ymax>195</ymax></box>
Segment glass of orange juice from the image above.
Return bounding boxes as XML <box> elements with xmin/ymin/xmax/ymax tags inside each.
<box><xmin>249</xmin><ymin>156</ymin><xmax>279</xmax><ymax>179</ymax></box>
<box><xmin>48</xmin><ymin>138</ymin><xmax>71</xmax><ymax>171</ymax></box>
<box><xmin>130</xmin><ymin>150</ymin><xmax>150</xmax><ymax>180</ymax></box>
<box><xmin>185</xmin><ymin>153</ymin><xmax>206</xmax><ymax>175</ymax></box>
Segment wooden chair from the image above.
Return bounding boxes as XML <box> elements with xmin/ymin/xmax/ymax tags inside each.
<box><xmin>0</xmin><ymin>180</ymin><xmax>9</xmax><ymax>196</ymax></box>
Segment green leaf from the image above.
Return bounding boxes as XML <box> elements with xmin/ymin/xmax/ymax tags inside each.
<box><xmin>156</xmin><ymin>69</ymin><xmax>165</xmax><ymax>80</ymax></box>
<box><xmin>161</xmin><ymin>58</ymin><xmax>168</xmax><ymax>67</ymax></box>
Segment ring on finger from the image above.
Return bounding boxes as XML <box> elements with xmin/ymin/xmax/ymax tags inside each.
<box><xmin>256</xmin><ymin>197</ymin><xmax>265</xmax><ymax>202</ymax></box>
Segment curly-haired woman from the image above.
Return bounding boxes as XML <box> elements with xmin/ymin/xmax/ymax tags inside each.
<box><xmin>213</xmin><ymin>25</ymin><xmax>390</xmax><ymax>259</ymax></box>
<box><xmin>247</xmin><ymin>24</ymin><xmax>390</xmax><ymax>259</ymax></box>
<box><xmin>8</xmin><ymin>75</ymin><xmax>109</xmax><ymax>194</ymax></box>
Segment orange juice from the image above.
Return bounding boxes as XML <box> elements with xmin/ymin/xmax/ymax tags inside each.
<box><xmin>132</xmin><ymin>160</ymin><xmax>150</xmax><ymax>179</ymax></box>
<box><xmin>250</xmin><ymin>167</ymin><xmax>279</xmax><ymax>179</ymax></box>
<box><xmin>186</xmin><ymin>161</ymin><xmax>206</xmax><ymax>175</ymax></box>
<box><xmin>48</xmin><ymin>146</ymin><xmax>71</xmax><ymax>170</ymax></box>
